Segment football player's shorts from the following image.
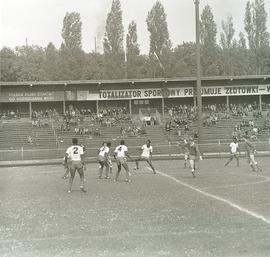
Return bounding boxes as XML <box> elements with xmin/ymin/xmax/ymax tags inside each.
<box><xmin>116</xmin><ymin>157</ymin><xmax>127</xmax><ymax>165</ymax></box>
<box><xmin>231</xmin><ymin>152</ymin><xmax>239</xmax><ymax>158</ymax></box>
<box><xmin>70</xmin><ymin>161</ymin><xmax>83</xmax><ymax>171</ymax></box>
<box><xmin>248</xmin><ymin>154</ymin><xmax>257</xmax><ymax>165</ymax></box>
<box><xmin>97</xmin><ymin>155</ymin><xmax>105</xmax><ymax>163</ymax></box>
<box><xmin>189</xmin><ymin>155</ymin><xmax>196</xmax><ymax>161</ymax></box>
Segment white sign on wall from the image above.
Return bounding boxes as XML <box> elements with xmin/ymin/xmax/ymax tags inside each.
<box><xmin>76</xmin><ymin>84</ymin><xmax>270</xmax><ymax>101</ymax></box>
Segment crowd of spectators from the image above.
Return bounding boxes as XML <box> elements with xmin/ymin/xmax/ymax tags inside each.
<box><xmin>3</xmin><ymin>101</ymin><xmax>270</xmax><ymax>146</ymax></box>
<box><xmin>0</xmin><ymin>109</ymin><xmax>21</xmax><ymax>120</ymax></box>
<box><xmin>96</xmin><ymin>107</ymin><xmax>131</xmax><ymax>126</ymax></box>
<box><xmin>163</xmin><ymin>102</ymin><xmax>270</xmax><ymax>139</ymax></box>
<box><xmin>232</xmin><ymin>119</ymin><xmax>262</xmax><ymax>140</ymax></box>
<box><xmin>56</xmin><ymin>106</ymin><xmax>131</xmax><ymax>128</ymax></box>
<box><xmin>54</xmin><ymin>106</ymin><xmax>132</xmax><ymax>141</ymax></box>
<box><xmin>120</xmin><ymin>124</ymin><xmax>147</xmax><ymax>137</ymax></box>
<box><xmin>263</xmin><ymin>111</ymin><xmax>270</xmax><ymax>131</ymax></box>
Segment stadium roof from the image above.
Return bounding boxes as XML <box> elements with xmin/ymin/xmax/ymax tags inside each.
<box><xmin>0</xmin><ymin>75</ymin><xmax>269</xmax><ymax>86</ymax></box>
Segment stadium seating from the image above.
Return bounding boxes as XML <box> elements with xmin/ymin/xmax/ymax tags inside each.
<box><xmin>1</xmin><ymin>114</ymin><xmax>269</xmax><ymax>149</ymax></box>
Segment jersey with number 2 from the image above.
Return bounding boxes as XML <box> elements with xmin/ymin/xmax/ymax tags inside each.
<box><xmin>66</xmin><ymin>145</ymin><xmax>84</xmax><ymax>161</ymax></box>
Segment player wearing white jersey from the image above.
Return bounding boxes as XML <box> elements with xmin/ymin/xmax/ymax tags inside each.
<box><xmin>62</xmin><ymin>143</ymin><xmax>85</xmax><ymax>179</ymax></box>
<box><xmin>134</xmin><ymin>140</ymin><xmax>156</xmax><ymax>174</ymax></box>
<box><xmin>97</xmin><ymin>142</ymin><xmax>110</xmax><ymax>179</ymax></box>
<box><xmin>114</xmin><ymin>140</ymin><xmax>132</xmax><ymax>182</ymax></box>
<box><xmin>66</xmin><ymin>138</ymin><xmax>86</xmax><ymax>193</ymax></box>
<box><xmin>224</xmin><ymin>137</ymin><xmax>240</xmax><ymax>167</ymax></box>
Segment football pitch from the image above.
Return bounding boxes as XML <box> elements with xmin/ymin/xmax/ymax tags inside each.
<box><xmin>1</xmin><ymin>158</ymin><xmax>269</xmax><ymax>257</ymax></box>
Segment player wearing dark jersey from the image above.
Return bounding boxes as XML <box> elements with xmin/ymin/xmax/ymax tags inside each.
<box><xmin>178</xmin><ymin>137</ymin><xmax>189</xmax><ymax>168</ymax></box>
<box><xmin>106</xmin><ymin>142</ymin><xmax>113</xmax><ymax>174</ymax></box>
<box><xmin>188</xmin><ymin>137</ymin><xmax>202</xmax><ymax>178</ymax></box>
<box><xmin>243</xmin><ymin>137</ymin><xmax>262</xmax><ymax>172</ymax></box>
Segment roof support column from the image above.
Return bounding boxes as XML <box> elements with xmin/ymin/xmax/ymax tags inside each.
<box><xmin>29</xmin><ymin>102</ymin><xmax>32</xmax><ymax>120</ymax></box>
<box><xmin>259</xmin><ymin>95</ymin><xmax>262</xmax><ymax>112</ymax></box>
<box><xmin>161</xmin><ymin>97</ymin><xmax>165</xmax><ymax>116</ymax></box>
<box><xmin>226</xmin><ymin>95</ymin><xmax>230</xmax><ymax>111</ymax></box>
<box><xmin>96</xmin><ymin>100</ymin><xmax>99</xmax><ymax>114</ymax></box>
<box><xmin>129</xmin><ymin>99</ymin><xmax>132</xmax><ymax>115</ymax></box>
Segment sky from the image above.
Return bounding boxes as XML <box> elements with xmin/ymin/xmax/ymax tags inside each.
<box><xmin>1</xmin><ymin>0</ymin><xmax>270</xmax><ymax>54</ymax></box>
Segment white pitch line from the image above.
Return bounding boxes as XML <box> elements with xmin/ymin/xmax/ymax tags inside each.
<box><xmin>0</xmin><ymin>230</ymin><xmax>219</xmax><ymax>245</ymax></box>
<box><xmin>150</xmin><ymin>168</ymin><xmax>270</xmax><ymax>225</ymax></box>
<box><xmin>201</xmin><ymin>176</ymin><xmax>270</xmax><ymax>190</ymax></box>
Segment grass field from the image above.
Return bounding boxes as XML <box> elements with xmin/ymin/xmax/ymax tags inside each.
<box><xmin>1</xmin><ymin>158</ymin><xmax>270</xmax><ymax>257</ymax></box>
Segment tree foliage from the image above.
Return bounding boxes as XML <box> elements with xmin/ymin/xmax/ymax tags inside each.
<box><xmin>245</xmin><ymin>0</ymin><xmax>270</xmax><ymax>74</ymax></box>
<box><xmin>103</xmin><ymin>0</ymin><xmax>125</xmax><ymax>79</ymax></box>
<box><xmin>61</xmin><ymin>12</ymin><xmax>82</xmax><ymax>49</ymax></box>
<box><xmin>200</xmin><ymin>5</ymin><xmax>222</xmax><ymax>76</ymax></box>
<box><xmin>0</xmin><ymin>0</ymin><xmax>269</xmax><ymax>82</ymax></box>
<box><xmin>220</xmin><ymin>14</ymin><xmax>235</xmax><ymax>75</ymax></box>
<box><xmin>0</xmin><ymin>47</ymin><xmax>18</xmax><ymax>81</ymax></box>
<box><xmin>126</xmin><ymin>21</ymin><xmax>140</xmax><ymax>78</ymax></box>
<box><xmin>146</xmin><ymin>1</ymin><xmax>171</xmax><ymax>78</ymax></box>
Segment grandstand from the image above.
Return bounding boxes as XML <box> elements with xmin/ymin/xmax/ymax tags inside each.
<box><xmin>1</xmin><ymin>76</ymin><xmax>270</xmax><ymax>162</ymax></box>
<box><xmin>1</xmin><ymin>108</ymin><xmax>270</xmax><ymax>162</ymax></box>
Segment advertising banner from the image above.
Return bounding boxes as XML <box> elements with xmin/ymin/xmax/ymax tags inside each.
<box><xmin>77</xmin><ymin>85</ymin><xmax>270</xmax><ymax>101</ymax></box>
<box><xmin>1</xmin><ymin>84</ymin><xmax>270</xmax><ymax>102</ymax></box>
<box><xmin>0</xmin><ymin>91</ymin><xmax>64</xmax><ymax>102</ymax></box>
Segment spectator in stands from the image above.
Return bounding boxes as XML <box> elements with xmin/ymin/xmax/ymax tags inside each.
<box><xmin>150</xmin><ymin>116</ymin><xmax>155</xmax><ymax>126</ymax></box>
<box><xmin>120</xmin><ymin>127</ymin><xmax>126</xmax><ymax>137</ymax></box>
<box><xmin>27</xmin><ymin>135</ymin><xmax>33</xmax><ymax>144</ymax></box>
<box><xmin>94</xmin><ymin>127</ymin><xmax>101</xmax><ymax>136</ymax></box>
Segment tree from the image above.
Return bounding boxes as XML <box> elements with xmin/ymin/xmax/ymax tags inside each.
<box><xmin>244</xmin><ymin>1</ymin><xmax>255</xmax><ymax>49</ymax></box>
<box><xmin>82</xmin><ymin>52</ymin><xmax>104</xmax><ymax>80</ymax></box>
<box><xmin>13</xmin><ymin>45</ymin><xmax>46</xmax><ymax>81</ymax></box>
<box><xmin>59</xmin><ymin>12</ymin><xmax>85</xmax><ymax>80</ymax></box>
<box><xmin>220</xmin><ymin>14</ymin><xmax>235</xmax><ymax>75</ymax></box>
<box><xmin>169</xmin><ymin>42</ymin><xmax>196</xmax><ymax>77</ymax></box>
<box><xmin>103</xmin><ymin>0</ymin><xmax>125</xmax><ymax>79</ymax></box>
<box><xmin>200</xmin><ymin>5</ymin><xmax>217</xmax><ymax>47</ymax></box>
<box><xmin>200</xmin><ymin>5</ymin><xmax>222</xmax><ymax>76</ymax></box>
<box><xmin>58</xmin><ymin>43</ymin><xmax>85</xmax><ymax>80</ymax></box>
<box><xmin>0</xmin><ymin>47</ymin><xmax>18</xmax><ymax>81</ymax></box>
<box><xmin>43</xmin><ymin>42</ymin><xmax>60</xmax><ymax>80</ymax></box>
<box><xmin>220</xmin><ymin>14</ymin><xmax>235</xmax><ymax>50</ymax></box>
<box><xmin>61</xmin><ymin>12</ymin><xmax>82</xmax><ymax>49</ymax></box>
<box><xmin>234</xmin><ymin>32</ymin><xmax>251</xmax><ymax>75</ymax></box>
<box><xmin>244</xmin><ymin>0</ymin><xmax>270</xmax><ymax>74</ymax></box>
<box><xmin>126</xmin><ymin>20</ymin><xmax>140</xmax><ymax>78</ymax></box>
<box><xmin>146</xmin><ymin>1</ymin><xmax>171</xmax><ymax>78</ymax></box>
